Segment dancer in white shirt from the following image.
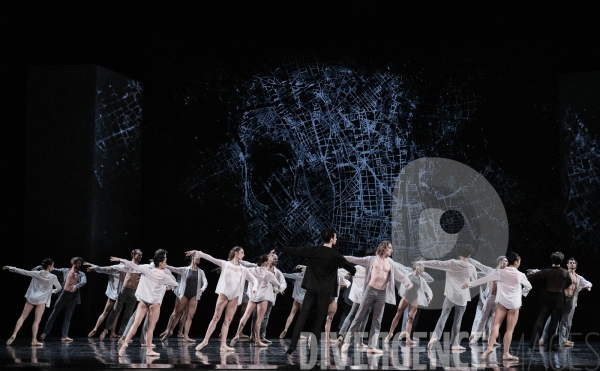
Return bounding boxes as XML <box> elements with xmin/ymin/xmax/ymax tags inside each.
<box><xmin>160</xmin><ymin>255</ymin><xmax>208</xmax><ymax>342</ymax></box>
<box><xmin>185</xmin><ymin>247</ymin><xmax>258</xmax><ymax>352</ymax></box>
<box><xmin>280</xmin><ymin>266</ymin><xmax>306</xmax><ymax>338</ymax></box>
<box><xmin>463</xmin><ymin>252</ymin><xmax>531</xmax><ymax>361</ymax></box>
<box><xmin>414</xmin><ymin>244</ymin><xmax>477</xmax><ymax>350</ymax></box>
<box><xmin>385</xmin><ymin>262</ymin><xmax>433</xmax><ymax>345</ymax></box>
<box><xmin>113</xmin><ymin>251</ymin><xmax>179</xmax><ymax>357</ymax></box>
<box><xmin>84</xmin><ymin>261</ymin><xmax>123</xmax><ymax>339</ymax></box>
<box><xmin>231</xmin><ymin>254</ymin><xmax>282</xmax><ymax>347</ymax></box>
<box><xmin>468</xmin><ymin>256</ymin><xmax>508</xmax><ymax>344</ymax></box>
<box><xmin>3</xmin><ymin>259</ymin><xmax>61</xmax><ymax>346</ymax></box>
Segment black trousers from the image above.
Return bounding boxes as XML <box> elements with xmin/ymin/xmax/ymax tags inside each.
<box><xmin>288</xmin><ymin>289</ymin><xmax>331</xmax><ymax>351</ymax></box>
<box><xmin>530</xmin><ymin>305</ymin><xmax>562</xmax><ymax>347</ymax></box>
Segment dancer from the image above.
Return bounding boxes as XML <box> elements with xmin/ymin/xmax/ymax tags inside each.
<box><xmin>247</xmin><ymin>253</ymin><xmax>286</xmax><ymax>344</ymax></box>
<box><xmin>231</xmin><ymin>254</ymin><xmax>283</xmax><ymax>347</ymax></box>
<box><xmin>3</xmin><ymin>259</ymin><xmax>61</xmax><ymax>345</ymax></box>
<box><xmin>185</xmin><ymin>247</ymin><xmax>258</xmax><ymax>352</ymax></box>
<box><xmin>341</xmin><ymin>241</ymin><xmax>412</xmax><ymax>354</ymax></box>
<box><xmin>384</xmin><ymin>261</ymin><xmax>433</xmax><ymax>345</ymax></box>
<box><xmin>161</xmin><ymin>255</ymin><xmax>208</xmax><ymax>342</ymax></box>
<box><xmin>280</xmin><ymin>265</ymin><xmax>306</xmax><ymax>338</ymax></box>
<box><xmin>538</xmin><ymin>258</ymin><xmax>592</xmax><ymax>347</ymax></box>
<box><xmin>98</xmin><ymin>249</ymin><xmax>143</xmax><ymax>340</ymax></box>
<box><xmin>40</xmin><ymin>257</ymin><xmax>87</xmax><ymax>342</ymax></box>
<box><xmin>324</xmin><ymin>269</ymin><xmax>351</xmax><ymax>342</ymax></box>
<box><xmin>85</xmin><ymin>261</ymin><xmax>123</xmax><ymax>338</ymax></box>
<box><xmin>273</xmin><ymin>229</ymin><xmax>356</xmax><ymax>358</ymax></box>
<box><xmin>527</xmin><ymin>251</ymin><xmax>572</xmax><ymax>351</ymax></box>
<box><xmin>463</xmin><ymin>252</ymin><xmax>531</xmax><ymax>361</ymax></box>
<box><xmin>414</xmin><ymin>244</ymin><xmax>477</xmax><ymax>350</ymax></box>
<box><xmin>394</xmin><ymin>256</ymin><xmax>434</xmax><ymax>341</ymax></box>
<box><xmin>468</xmin><ymin>255</ymin><xmax>508</xmax><ymax>344</ymax></box>
<box><xmin>114</xmin><ymin>251</ymin><xmax>178</xmax><ymax>357</ymax></box>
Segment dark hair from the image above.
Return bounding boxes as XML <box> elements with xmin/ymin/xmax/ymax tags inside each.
<box><xmin>228</xmin><ymin>246</ymin><xmax>243</xmax><ymax>261</ymax></box>
<box><xmin>256</xmin><ymin>254</ymin><xmax>269</xmax><ymax>267</ymax></box>
<box><xmin>507</xmin><ymin>252</ymin><xmax>520</xmax><ymax>266</ymax></box>
<box><xmin>153</xmin><ymin>252</ymin><xmax>167</xmax><ymax>267</ymax></box>
<box><xmin>460</xmin><ymin>244</ymin><xmax>474</xmax><ymax>258</ymax></box>
<box><xmin>184</xmin><ymin>255</ymin><xmax>192</xmax><ymax>266</ymax></box>
<box><xmin>131</xmin><ymin>249</ymin><xmax>142</xmax><ymax>258</ymax></box>
<box><xmin>155</xmin><ymin>249</ymin><xmax>167</xmax><ymax>255</ymax></box>
<box><xmin>71</xmin><ymin>257</ymin><xmax>83</xmax><ymax>265</ymax></box>
<box><xmin>551</xmin><ymin>251</ymin><xmax>564</xmax><ymax>265</ymax></box>
<box><xmin>567</xmin><ymin>258</ymin><xmax>578</xmax><ymax>267</ymax></box>
<box><xmin>376</xmin><ymin>241</ymin><xmax>391</xmax><ymax>256</ymax></box>
<box><xmin>321</xmin><ymin>229</ymin><xmax>336</xmax><ymax>243</ymax></box>
<box><xmin>365</xmin><ymin>248</ymin><xmax>377</xmax><ymax>256</ymax></box>
<box><xmin>42</xmin><ymin>258</ymin><xmax>54</xmax><ymax>269</ymax></box>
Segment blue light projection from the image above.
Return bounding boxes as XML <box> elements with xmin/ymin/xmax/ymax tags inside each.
<box><xmin>184</xmin><ymin>60</ymin><xmax>519</xmax><ymax>272</ymax></box>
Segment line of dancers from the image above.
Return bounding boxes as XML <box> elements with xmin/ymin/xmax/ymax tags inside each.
<box><xmin>3</xmin><ymin>229</ymin><xmax>592</xmax><ymax>361</ymax></box>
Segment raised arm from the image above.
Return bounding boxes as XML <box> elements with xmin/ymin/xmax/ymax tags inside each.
<box><xmin>343</xmin><ymin>256</ymin><xmax>371</xmax><ymax>267</ymax></box>
<box><xmin>418</xmin><ymin>260</ymin><xmax>455</xmax><ymax>272</ymax></box>
<box><xmin>465</xmin><ymin>270</ymin><xmax>500</xmax><ymax>289</ymax></box>
<box><xmin>469</xmin><ymin>258</ymin><xmax>496</xmax><ymax>276</ymax></box>
<box><xmin>194</xmin><ymin>251</ymin><xmax>226</xmax><ymax>268</ymax></box>
<box><xmin>111</xmin><ymin>257</ymin><xmax>144</xmax><ymax>273</ymax></box>
<box><xmin>165</xmin><ymin>265</ymin><xmax>187</xmax><ymax>275</ymax></box>
<box><xmin>239</xmin><ymin>260</ymin><xmax>257</xmax><ymax>268</ymax></box>
<box><xmin>6</xmin><ymin>267</ymin><xmax>44</xmax><ymax>278</ymax></box>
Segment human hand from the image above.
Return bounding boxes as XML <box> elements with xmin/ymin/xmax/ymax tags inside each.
<box><xmin>2</xmin><ymin>266</ymin><xmax>9</xmax><ymax>270</ymax></box>
<box><xmin>461</xmin><ymin>283</ymin><xmax>469</xmax><ymax>289</ymax></box>
<box><xmin>185</xmin><ymin>250</ymin><xmax>197</xmax><ymax>257</ymax></box>
<box><xmin>110</xmin><ymin>256</ymin><xmax>120</xmax><ymax>262</ymax></box>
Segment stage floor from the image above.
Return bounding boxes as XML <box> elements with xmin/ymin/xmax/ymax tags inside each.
<box><xmin>1</xmin><ymin>336</ymin><xmax>599</xmax><ymax>370</ymax></box>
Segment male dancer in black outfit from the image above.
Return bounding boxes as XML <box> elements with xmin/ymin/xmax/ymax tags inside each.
<box><xmin>273</xmin><ymin>229</ymin><xmax>356</xmax><ymax>358</ymax></box>
<box><xmin>527</xmin><ymin>251</ymin><xmax>572</xmax><ymax>351</ymax></box>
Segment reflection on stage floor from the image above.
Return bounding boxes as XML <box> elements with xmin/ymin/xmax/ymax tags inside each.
<box><xmin>1</xmin><ymin>336</ymin><xmax>599</xmax><ymax>370</ymax></box>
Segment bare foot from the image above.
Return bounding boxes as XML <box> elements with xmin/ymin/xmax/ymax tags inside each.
<box><xmin>160</xmin><ymin>329</ymin><xmax>173</xmax><ymax>342</ymax></box>
<box><xmin>146</xmin><ymin>350</ymin><xmax>160</xmax><ymax>357</ymax></box>
<box><xmin>61</xmin><ymin>337</ymin><xmax>73</xmax><ymax>342</ymax></box>
<box><xmin>427</xmin><ymin>338</ymin><xmax>438</xmax><ymax>349</ymax></box>
<box><xmin>196</xmin><ymin>340</ymin><xmax>208</xmax><ymax>351</ymax></box>
<box><xmin>326</xmin><ymin>337</ymin><xmax>331</xmax><ymax>343</ymax></box>
<box><xmin>451</xmin><ymin>344</ymin><xmax>466</xmax><ymax>350</ymax></box>
<box><xmin>110</xmin><ymin>333</ymin><xmax>120</xmax><ymax>338</ymax></box>
<box><xmin>239</xmin><ymin>333</ymin><xmax>250</xmax><ymax>339</ymax></box>
<box><xmin>141</xmin><ymin>343</ymin><xmax>156</xmax><ymax>347</ymax></box>
<box><xmin>384</xmin><ymin>333</ymin><xmax>392</xmax><ymax>344</ymax></box>
<box><xmin>99</xmin><ymin>330</ymin><xmax>108</xmax><ymax>341</ymax></box>
<box><xmin>118</xmin><ymin>344</ymin><xmax>128</xmax><ymax>357</ymax></box>
<box><xmin>31</xmin><ymin>340</ymin><xmax>43</xmax><ymax>346</ymax></box>
<box><xmin>220</xmin><ymin>345</ymin><xmax>234</xmax><ymax>351</ymax></box>
<box><xmin>503</xmin><ymin>354</ymin><xmax>518</xmax><ymax>361</ymax></box>
<box><xmin>230</xmin><ymin>335</ymin><xmax>240</xmax><ymax>346</ymax></box>
<box><xmin>159</xmin><ymin>330</ymin><xmax>168</xmax><ymax>337</ymax></box>
<box><xmin>88</xmin><ymin>329</ymin><xmax>97</xmax><ymax>338</ymax></box>
<box><xmin>481</xmin><ymin>348</ymin><xmax>494</xmax><ymax>360</ymax></box>
<box><xmin>406</xmin><ymin>338</ymin><xmax>415</xmax><ymax>345</ymax></box>
<box><xmin>6</xmin><ymin>334</ymin><xmax>16</xmax><ymax>346</ymax></box>
<box><xmin>336</xmin><ymin>336</ymin><xmax>343</xmax><ymax>345</ymax></box>
<box><xmin>178</xmin><ymin>332</ymin><xmax>184</xmax><ymax>338</ymax></box>
<box><xmin>279</xmin><ymin>330</ymin><xmax>287</xmax><ymax>339</ymax></box>
<box><xmin>183</xmin><ymin>337</ymin><xmax>196</xmax><ymax>343</ymax></box>
<box><xmin>255</xmin><ymin>341</ymin><xmax>268</xmax><ymax>347</ymax></box>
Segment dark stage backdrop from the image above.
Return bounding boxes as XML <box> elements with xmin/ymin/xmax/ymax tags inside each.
<box><xmin>2</xmin><ymin>3</ymin><xmax>600</xmax><ymax>341</ymax></box>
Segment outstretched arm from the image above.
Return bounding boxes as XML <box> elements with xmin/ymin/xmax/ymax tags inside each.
<box><xmin>463</xmin><ymin>270</ymin><xmax>500</xmax><ymax>289</ymax></box>
<box><xmin>343</xmin><ymin>256</ymin><xmax>370</xmax><ymax>267</ymax></box>
<box><xmin>188</xmin><ymin>251</ymin><xmax>225</xmax><ymax>268</ymax></box>
<box><xmin>417</xmin><ymin>260</ymin><xmax>454</xmax><ymax>272</ymax></box>
<box><xmin>469</xmin><ymin>258</ymin><xmax>495</xmax><ymax>276</ymax></box>
<box><xmin>5</xmin><ymin>266</ymin><xmax>43</xmax><ymax>278</ymax></box>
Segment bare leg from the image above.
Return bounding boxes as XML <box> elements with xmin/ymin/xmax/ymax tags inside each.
<box><xmin>31</xmin><ymin>303</ymin><xmax>45</xmax><ymax>345</ymax></box>
<box><xmin>502</xmin><ymin>306</ymin><xmax>519</xmax><ymax>360</ymax></box>
<box><xmin>281</xmin><ymin>300</ymin><xmax>301</xmax><ymax>338</ymax></box>
<box><xmin>325</xmin><ymin>301</ymin><xmax>337</xmax><ymax>342</ymax></box>
<box><xmin>254</xmin><ymin>301</ymin><xmax>268</xmax><ymax>346</ymax></box>
<box><xmin>7</xmin><ymin>302</ymin><xmax>35</xmax><ymax>345</ymax></box>
<box><xmin>178</xmin><ymin>302</ymin><xmax>189</xmax><ymax>337</ymax></box>
<box><xmin>386</xmin><ymin>298</ymin><xmax>409</xmax><ymax>342</ymax></box>
<box><xmin>219</xmin><ymin>298</ymin><xmax>238</xmax><ymax>351</ymax></box>
<box><xmin>89</xmin><ymin>299</ymin><xmax>115</xmax><ymax>337</ymax></box>
<box><xmin>482</xmin><ymin>304</ymin><xmax>507</xmax><ymax>360</ymax></box>
<box><xmin>405</xmin><ymin>302</ymin><xmax>419</xmax><ymax>344</ymax></box>
<box><xmin>230</xmin><ymin>301</ymin><xmax>257</xmax><ymax>345</ymax></box>
<box><xmin>119</xmin><ymin>303</ymin><xmax>149</xmax><ymax>357</ymax></box>
<box><xmin>109</xmin><ymin>305</ymin><xmax>122</xmax><ymax>337</ymax></box>
<box><xmin>196</xmin><ymin>294</ymin><xmax>229</xmax><ymax>351</ymax></box>
<box><xmin>161</xmin><ymin>296</ymin><xmax>189</xmax><ymax>341</ymax></box>
<box><xmin>183</xmin><ymin>297</ymin><xmax>197</xmax><ymax>342</ymax></box>
<box><xmin>145</xmin><ymin>304</ymin><xmax>161</xmax><ymax>356</ymax></box>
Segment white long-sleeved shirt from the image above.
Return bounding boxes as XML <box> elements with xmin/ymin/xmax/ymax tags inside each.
<box><xmin>119</xmin><ymin>260</ymin><xmax>179</xmax><ymax>305</ymax></box>
<box><xmin>166</xmin><ymin>265</ymin><xmax>208</xmax><ymax>300</ymax></box>
<box><xmin>344</xmin><ymin>256</ymin><xmax>411</xmax><ymax>305</ymax></box>
<box><xmin>239</xmin><ymin>260</ymin><xmax>287</xmax><ymax>304</ymax></box>
<box><xmin>394</xmin><ymin>261</ymin><xmax>435</xmax><ymax>307</ymax></box>
<box><xmin>334</xmin><ymin>269</ymin><xmax>351</xmax><ymax>303</ymax></box>
<box><xmin>283</xmin><ymin>270</ymin><xmax>306</xmax><ymax>303</ymax></box>
<box><xmin>571</xmin><ymin>273</ymin><xmax>592</xmax><ymax>307</ymax></box>
<box><xmin>89</xmin><ymin>264</ymin><xmax>121</xmax><ymax>300</ymax></box>
<box><xmin>246</xmin><ymin>266</ymin><xmax>282</xmax><ymax>302</ymax></box>
<box><xmin>467</xmin><ymin>266</ymin><xmax>531</xmax><ymax>310</ymax></box>
<box><xmin>9</xmin><ymin>267</ymin><xmax>62</xmax><ymax>307</ymax></box>
<box><xmin>419</xmin><ymin>259</ymin><xmax>477</xmax><ymax>306</ymax></box>
<box><xmin>194</xmin><ymin>251</ymin><xmax>258</xmax><ymax>305</ymax></box>
<box><xmin>347</xmin><ymin>265</ymin><xmax>366</xmax><ymax>303</ymax></box>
